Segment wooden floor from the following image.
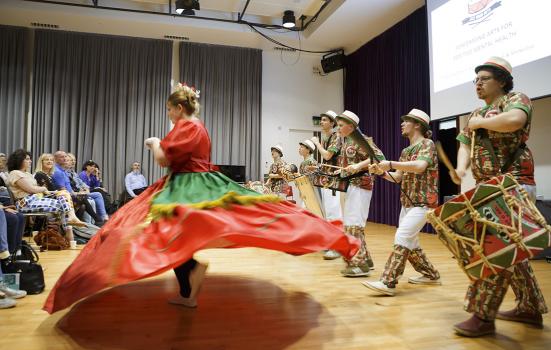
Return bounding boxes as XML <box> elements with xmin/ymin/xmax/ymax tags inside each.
<box><xmin>1</xmin><ymin>222</ymin><xmax>550</xmax><ymax>350</ymax></box>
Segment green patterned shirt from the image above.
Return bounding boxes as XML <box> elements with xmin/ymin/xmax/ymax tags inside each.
<box><xmin>299</xmin><ymin>155</ymin><xmax>318</xmax><ymax>175</ymax></box>
<box><xmin>456</xmin><ymin>92</ymin><xmax>534</xmax><ymax>185</ymax></box>
<box><xmin>399</xmin><ymin>138</ymin><xmax>439</xmax><ymax>208</ymax></box>
<box><xmin>337</xmin><ymin>135</ymin><xmax>385</xmax><ymax>191</ymax></box>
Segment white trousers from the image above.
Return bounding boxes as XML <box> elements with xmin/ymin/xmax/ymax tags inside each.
<box><xmin>394</xmin><ymin>206</ymin><xmax>428</xmax><ymax>250</ymax></box>
<box><xmin>523</xmin><ymin>184</ymin><xmax>537</xmax><ymax>203</ymax></box>
<box><xmin>321</xmin><ymin>187</ymin><xmax>342</xmax><ymax>220</ymax></box>
<box><xmin>343</xmin><ymin>186</ymin><xmax>372</xmax><ymax>227</ymax></box>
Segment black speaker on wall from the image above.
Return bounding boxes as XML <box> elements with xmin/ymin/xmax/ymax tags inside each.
<box><xmin>321</xmin><ymin>50</ymin><xmax>345</xmax><ymax>74</ymax></box>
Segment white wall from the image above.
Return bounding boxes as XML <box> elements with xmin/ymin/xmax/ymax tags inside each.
<box><xmin>460</xmin><ymin>96</ymin><xmax>551</xmax><ymax>200</ymax></box>
<box><xmin>530</xmin><ymin>97</ymin><xmax>551</xmax><ymax>199</ymax></box>
<box><xmin>260</xmin><ymin>51</ymin><xmax>344</xmax><ymax>178</ymax></box>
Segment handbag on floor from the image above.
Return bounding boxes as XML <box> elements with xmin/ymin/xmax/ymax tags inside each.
<box><xmin>3</xmin><ymin>243</ymin><xmax>45</xmax><ymax>294</ymax></box>
<box><xmin>34</xmin><ymin>224</ymin><xmax>69</xmax><ymax>251</ymax></box>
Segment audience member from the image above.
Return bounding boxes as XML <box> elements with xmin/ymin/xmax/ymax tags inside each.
<box><xmin>79</xmin><ymin>160</ymin><xmax>114</xmax><ymax>213</ymax></box>
<box><xmin>0</xmin><ymin>153</ymin><xmax>8</xmax><ymax>184</ymax></box>
<box><xmin>0</xmin><ymin>210</ymin><xmax>27</xmax><ymax>309</ymax></box>
<box><xmin>125</xmin><ymin>162</ymin><xmax>148</xmax><ymax>198</ymax></box>
<box><xmin>6</xmin><ymin>149</ymin><xmax>82</xmax><ymax>242</ymax></box>
<box><xmin>51</xmin><ymin>151</ymin><xmax>108</xmax><ymax>223</ymax></box>
<box><xmin>35</xmin><ymin>153</ymin><xmax>103</xmax><ymax>226</ymax></box>
<box><xmin>1</xmin><ymin>211</ymin><xmax>27</xmax><ymax>309</ymax></box>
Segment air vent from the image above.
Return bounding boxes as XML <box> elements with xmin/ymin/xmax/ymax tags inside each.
<box><xmin>164</xmin><ymin>35</ymin><xmax>190</xmax><ymax>41</ymax></box>
<box><xmin>31</xmin><ymin>22</ymin><xmax>59</xmax><ymax>29</ymax></box>
<box><xmin>274</xmin><ymin>46</ymin><xmax>296</xmax><ymax>52</ymax></box>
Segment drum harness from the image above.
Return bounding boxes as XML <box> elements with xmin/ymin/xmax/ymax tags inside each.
<box><xmin>475</xmin><ymin>129</ymin><xmax>527</xmax><ymax>174</ymax></box>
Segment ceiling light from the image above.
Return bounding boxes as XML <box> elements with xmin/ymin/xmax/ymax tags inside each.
<box><xmin>175</xmin><ymin>0</ymin><xmax>200</xmax><ymax>16</ymax></box>
<box><xmin>282</xmin><ymin>10</ymin><xmax>296</xmax><ymax>28</ymax></box>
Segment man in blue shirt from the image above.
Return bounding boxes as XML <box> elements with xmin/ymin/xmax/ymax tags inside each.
<box><xmin>52</xmin><ymin>151</ymin><xmax>108</xmax><ymax>222</ymax></box>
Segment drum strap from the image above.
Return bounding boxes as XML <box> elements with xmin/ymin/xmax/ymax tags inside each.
<box><xmin>321</xmin><ymin>132</ymin><xmax>338</xmax><ymax>166</ymax></box>
<box><xmin>476</xmin><ymin>129</ymin><xmax>526</xmax><ymax>174</ymax></box>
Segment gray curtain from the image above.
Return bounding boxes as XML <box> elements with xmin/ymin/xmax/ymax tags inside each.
<box><xmin>32</xmin><ymin>30</ymin><xmax>171</xmax><ymax>197</ymax></box>
<box><xmin>0</xmin><ymin>25</ymin><xmax>27</xmax><ymax>154</ymax></box>
<box><xmin>179</xmin><ymin>42</ymin><xmax>262</xmax><ymax>181</ymax></box>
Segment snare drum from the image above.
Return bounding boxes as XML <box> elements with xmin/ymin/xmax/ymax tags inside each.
<box><xmin>311</xmin><ymin>164</ymin><xmax>349</xmax><ymax>193</ymax></box>
<box><xmin>294</xmin><ymin>175</ymin><xmax>326</xmax><ymax>218</ymax></box>
<box><xmin>246</xmin><ymin>181</ymin><xmax>272</xmax><ymax>195</ymax></box>
<box><xmin>427</xmin><ymin>174</ymin><xmax>551</xmax><ymax>281</ymax></box>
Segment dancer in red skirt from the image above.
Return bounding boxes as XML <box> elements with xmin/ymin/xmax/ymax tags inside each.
<box><xmin>44</xmin><ymin>84</ymin><xmax>359</xmax><ymax>313</ymax></box>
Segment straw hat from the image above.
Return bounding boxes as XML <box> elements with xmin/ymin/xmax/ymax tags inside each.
<box><xmin>475</xmin><ymin>56</ymin><xmax>512</xmax><ymax>76</ymax></box>
<box><xmin>401</xmin><ymin>108</ymin><xmax>430</xmax><ymax>129</ymax></box>
<box><xmin>299</xmin><ymin>139</ymin><xmax>316</xmax><ymax>153</ymax></box>
<box><xmin>271</xmin><ymin>145</ymin><xmax>283</xmax><ymax>156</ymax></box>
<box><xmin>320</xmin><ymin>110</ymin><xmax>338</xmax><ymax>122</ymax></box>
<box><xmin>336</xmin><ymin>110</ymin><xmax>360</xmax><ymax>127</ymax></box>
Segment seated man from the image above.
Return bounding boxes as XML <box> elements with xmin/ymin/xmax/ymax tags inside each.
<box><xmin>52</xmin><ymin>151</ymin><xmax>108</xmax><ymax>224</ymax></box>
<box><xmin>125</xmin><ymin>162</ymin><xmax>148</xmax><ymax>198</ymax></box>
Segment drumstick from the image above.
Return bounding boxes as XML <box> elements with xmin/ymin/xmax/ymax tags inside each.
<box><xmin>319</xmin><ymin>164</ymin><xmax>344</xmax><ymax>170</ymax></box>
<box><xmin>470</xmin><ymin>130</ymin><xmax>476</xmax><ymax>159</ymax></box>
<box><xmin>435</xmin><ymin>141</ymin><xmax>461</xmax><ymax>185</ymax></box>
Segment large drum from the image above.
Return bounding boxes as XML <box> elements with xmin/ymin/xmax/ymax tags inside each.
<box><xmin>427</xmin><ymin>174</ymin><xmax>551</xmax><ymax>281</ymax></box>
<box><xmin>294</xmin><ymin>175</ymin><xmax>326</xmax><ymax>219</ymax></box>
<box><xmin>311</xmin><ymin>164</ymin><xmax>349</xmax><ymax>193</ymax></box>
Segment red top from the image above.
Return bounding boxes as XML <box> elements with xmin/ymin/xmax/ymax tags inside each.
<box><xmin>160</xmin><ymin>118</ymin><xmax>213</xmax><ymax>173</ymax></box>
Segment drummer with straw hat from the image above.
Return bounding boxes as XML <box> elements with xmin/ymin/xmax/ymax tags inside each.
<box><xmin>452</xmin><ymin>56</ymin><xmax>547</xmax><ymax>337</ymax></box>
<box><xmin>334</xmin><ymin>110</ymin><xmax>386</xmax><ymax>277</ymax></box>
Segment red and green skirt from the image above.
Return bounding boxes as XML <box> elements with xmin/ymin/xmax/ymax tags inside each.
<box><xmin>44</xmin><ymin>172</ymin><xmax>359</xmax><ymax>313</ymax></box>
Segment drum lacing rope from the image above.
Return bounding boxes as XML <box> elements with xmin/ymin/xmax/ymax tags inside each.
<box><xmin>518</xmin><ymin>183</ymin><xmax>551</xmax><ymax>232</ymax></box>
<box><xmin>461</xmin><ymin>193</ymin><xmax>499</xmax><ymax>275</ymax></box>
<box><xmin>427</xmin><ymin>208</ymin><xmax>486</xmax><ymax>280</ymax></box>
<box><xmin>472</xmin><ymin>244</ymin><xmax>498</xmax><ymax>275</ymax></box>
<box><xmin>498</xmin><ymin>180</ymin><xmax>534</xmax><ymax>257</ymax></box>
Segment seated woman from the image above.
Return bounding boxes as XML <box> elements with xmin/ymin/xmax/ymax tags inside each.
<box><xmin>6</xmin><ymin>149</ymin><xmax>85</xmax><ymax>242</ymax></box>
<box><xmin>79</xmin><ymin>160</ymin><xmax>113</xmax><ymax>213</ymax></box>
<box><xmin>35</xmin><ymin>153</ymin><xmax>103</xmax><ymax>226</ymax></box>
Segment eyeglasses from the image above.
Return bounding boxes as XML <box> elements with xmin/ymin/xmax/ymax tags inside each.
<box><xmin>473</xmin><ymin>76</ymin><xmax>493</xmax><ymax>85</ymax></box>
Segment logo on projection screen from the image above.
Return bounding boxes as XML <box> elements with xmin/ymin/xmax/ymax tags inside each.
<box><xmin>463</xmin><ymin>0</ymin><xmax>502</xmax><ymax>26</ymax></box>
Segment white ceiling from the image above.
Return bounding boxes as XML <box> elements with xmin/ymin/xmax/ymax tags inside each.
<box><xmin>130</xmin><ymin>0</ymin><xmax>324</xmax><ymax>17</ymax></box>
<box><xmin>0</xmin><ymin>0</ymin><xmax>424</xmax><ymax>53</ymax></box>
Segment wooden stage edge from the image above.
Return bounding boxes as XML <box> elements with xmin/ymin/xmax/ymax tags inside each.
<box><xmin>1</xmin><ymin>221</ymin><xmax>550</xmax><ymax>350</ymax></box>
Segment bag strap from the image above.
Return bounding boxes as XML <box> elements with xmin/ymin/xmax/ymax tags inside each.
<box><xmin>476</xmin><ymin>129</ymin><xmax>526</xmax><ymax>174</ymax></box>
<box><xmin>24</xmin><ymin>241</ymin><xmax>40</xmax><ymax>263</ymax></box>
<box><xmin>10</xmin><ymin>241</ymin><xmax>40</xmax><ymax>263</ymax></box>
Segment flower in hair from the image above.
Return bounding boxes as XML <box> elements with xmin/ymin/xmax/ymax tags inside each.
<box><xmin>176</xmin><ymin>82</ymin><xmax>200</xmax><ymax>99</ymax></box>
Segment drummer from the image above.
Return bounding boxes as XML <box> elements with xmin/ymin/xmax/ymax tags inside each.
<box><xmin>266</xmin><ymin>145</ymin><xmax>289</xmax><ymax>197</ymax></box>
<box><xmin>334</xmin><ymin>110</ymin><xmax>385</xmax><ymax>277</ymax></box>
<box><xmin>311</xmin><ymin>110</ymin><xmax>344</xmax><ymax>260</ymax></box>
<box><xmin>298</xmin><ymin>139</ymin><xmax>318</xmax><ymax>176</ymax></box>
<box><xmin>363</xmin><ymin>109</ymin><xmax>441</xmax><ymax>296</ymax></box>
<box><xmin>452</xmin><ymin>56</ymin><xmax>547</xmax><ymax>337</ymax></box>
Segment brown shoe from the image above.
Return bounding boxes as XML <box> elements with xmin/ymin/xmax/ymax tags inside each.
<box><xmin>496</xmin><ymin>308</ymin><xmax>543</xmax><ymax>328</ymax></box>
<box><xmin>453</xmin><ymin>315</ymin><xmax>495</xmax><ymax>337</ymax></box>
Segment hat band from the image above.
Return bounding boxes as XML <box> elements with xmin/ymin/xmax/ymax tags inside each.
<box><xmin>483</xmin><ymin>62</ymin><xmax>511</xmax><ymax>75</ymax></box>
<box><xmin>403</xmin><ymin>114</ymin><xmax>429</xmax><ymax>126</ymax></box>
